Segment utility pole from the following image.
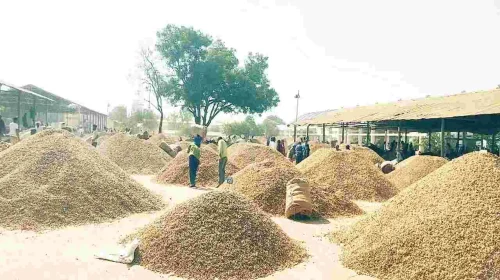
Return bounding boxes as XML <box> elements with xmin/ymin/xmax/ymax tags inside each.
<box><xmin>294</xmin><ymin>90</ymin><xmax>300</xmax><ymax>122</ymax></box>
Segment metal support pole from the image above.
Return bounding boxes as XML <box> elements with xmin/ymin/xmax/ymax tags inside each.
<box><xmin>293</xmin><ymin>125</ymin><xmax>297</xmax><ymax>142</ymax></box>
<box><xmin>404</xmin><ymin>128</ymin><xmax>408</xmax><ymax>143</ymax></box>
<box><xmin>440</xmin><ymin>119</ymin><xmax>445</xmax><ymax>157</ymax></box>
<box><xmin>366</xmin><ymin>122</ymin><xmax>370</xmax><ymax>146</ymax></box>
<box><xmin>481</xmin><ymin>135</ymin><xmax>484</xmax><ymax>149</ymax></box>
<box><xmin>397</xmin><ymin>126</ymin><xmax>401</xmax><ymax>152</ymax></box>
<box><xmin>341</xmin><ymin>123</ymin><xmax>345</xmax><ymax>143</ymax></box>
<box><xmin>33</xmin><ymin>95</ymin><xmax>36</xmax><ymax>126</ymax></box>
<box><xmin>46</xmin><ymin>100</ymin><xmax>49</xmax><ymax>125</ymax></box>
<box><xmin>17</xmin><ymin>90</ymin><xmax>21</xmax><ymax>125</ymax></box>
<box><xmin>491</xmin><ymin>133</ymin><xmax>496</xmax><ymax>151</ymax></box>
<box><xmin>428</xmin><ymin>130</ymin><xmax>432</xmax><ymax>152</ymax></box>
<box><xmin>322</xmin><ymin>124</ymin><xmax>326</xmax><ymax>143</ymax></box>
<box><xmin>463</xmin><ymin>131</ymin><xmax>467</xmax><ymax>153</ymax></box>
<box><xmin>306</xmin><ymin>124</ymin><xmax>310</xmax><ymax>141</ymax></box>
<box><xmin>384</xmin><ymin>129</ymin><xmax>388</xmax><ymax>151</ymax></box>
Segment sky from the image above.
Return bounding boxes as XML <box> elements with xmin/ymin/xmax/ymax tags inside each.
<box><xmin>1</xmin><ymin>0</ymin><xmax>499</xmax><ymax>124</ymax></box>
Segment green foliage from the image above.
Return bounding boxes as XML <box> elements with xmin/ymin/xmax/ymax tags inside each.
<box><xmin>155</xmin><ymin>25</ymin><xmax>279</xmax><ymax>127</ymax></box>
<box><xmin>419</xmin><ymin>132</ymin><xmax>449</xmax><ymax>154</ymax></box>
<box><xmin>262</xmin><ymin>115</ymin><xmax>285</xmax><ymax>137</ymax></box>
<box><xmin>222</xmin><ymin>115</ymin><xmax>264</xmax><ymax>138</ymax></box>
<box><xmin>128</xmin><ymin>110</ymin><xmax>158</xmax><ymax>134</ymax></box>
<box><xmin>165</xmin><ymin>109</ymin><xmax>193</xmax><ymax>136</ymax></box>
<box><xmin>108</xmin><ymin>105</ymin><xmax>128</xmax><ymax>130</ymax></box>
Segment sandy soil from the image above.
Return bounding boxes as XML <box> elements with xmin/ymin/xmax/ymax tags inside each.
<box><xmin>0</xmin><ymin>175</ymin><xmax>381</xmax><ymax>280</ymax></box>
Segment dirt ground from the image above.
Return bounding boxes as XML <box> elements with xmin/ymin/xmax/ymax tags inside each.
<box><xmin>0</xmin><ymin>175</ymin><xmax>381</xmax><ymax>280</ymax></box>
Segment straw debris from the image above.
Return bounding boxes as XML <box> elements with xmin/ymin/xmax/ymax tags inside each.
<box><xmin>387</xmin><ymin>155</ymin><xmax>448</xmax><ymax>190</ymax></box>
<box><xmin>0</xmin><ymin>129</ymin><xmax>163</xmax><ymax>230</ymax></box>
<box><xmin>297</xmin><ymin>149</ymin><xmax>397</xmax><ymax>201</ymax></box>
<box><xmin>147</xmin><ymin>133</ymin><xmax>177</xmax><ymax>146</ymax></box>
<box><xmin>98</xmin><ymin>133</ymin><xmax>171</xmax><ymax>174</ymax></box>
<box><xmin>309</xmin><ymin>143</ymin><xmax>330</xmax><ymax>154</ymax></box>
<box><xmin>221</xmin><ymin>160</ymin><xmax>363</xmax><ymax>217</ymax></box>
<box><xmin>0</xmin><ymin>142</ymin><xmax>11</xmax><ymax>152</ymax></box>
<box><xmin>129</xmin><ymin>190</ymin><xmax>306</xmax><ymax>280</ymax></box>
<box><xmin>335</xmin><ymin>152</ymin><xmax>500</xmax><ymax>280</ymax></box>
<box><xmin>157</xmin><ymin>145</ymin><xmax>239</xmax><ymax>187</ymax></box>
<box><xmin>227</xmin><ymin>142</ymin><xmax>288</xmax><ymax>169</ymax></box>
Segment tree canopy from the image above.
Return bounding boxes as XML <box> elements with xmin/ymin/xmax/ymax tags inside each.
<box><xmin>262</xmin><ymin>115</ymin><xmax>285</xmax><ymax>137</ymax></box>
<box><xmin>155</xmin><ymin>25</ymin><xmax>279</xmax><ymax>127</ymax></box>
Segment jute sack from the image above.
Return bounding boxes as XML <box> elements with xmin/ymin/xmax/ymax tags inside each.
<box><xmin>380</xmin><ymin>161</ymin><xmax>395</xmax><ymax>174</ymax></box>
<box><xmin>285</xmin><ymin>178</ymin><xmax>313</xmax><ymax>218</ymax></box>
<box><xmin>160</xmin><ymin>141</ymin><xmax>177</xmax><ymax>158</ymax></box>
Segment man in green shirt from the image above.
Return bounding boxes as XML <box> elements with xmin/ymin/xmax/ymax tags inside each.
<box><xmin>217</xmin><ymin>137</ymin><xmax>228</xmax><ymax>186</ymax></box>
<box><xmin>188</xmin><ymin>135</ymin><xmax>202</xmax><ymax>188</ymax></box>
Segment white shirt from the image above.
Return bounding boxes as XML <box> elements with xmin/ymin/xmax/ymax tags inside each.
<box><xmin>9</xmin><ymin>122</ymin><xmax>18</xmax><ymax>137</ymax></box>
<box><xmin>269</xmin><ymin>141</ymin><xmax>277</xmax><ymax>150</ymax></box>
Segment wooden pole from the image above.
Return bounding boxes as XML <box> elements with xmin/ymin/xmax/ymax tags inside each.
<box><xmin>322</xmin><ymin>124</ymin><xmax>326</xmax><ymax>143</ymax></box>
<box><xmin>440</xmin><ymin>119</ymin><xmax>445</xmax><ymax>157</ymax></box>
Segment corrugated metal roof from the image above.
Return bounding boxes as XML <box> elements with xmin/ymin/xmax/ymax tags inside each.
<box><xmin>0</xmin><ymin>80</ymin><xmax>54</xmax><ymax>102</ymax></box>
<box><xmin>295</xmin><ymin>109</ymin><xmax>336</xmax><ymax>123</ymax></box>
<box><xmin>294</xmin><ymin>88</ymin><xmax>500</xmax><ymax>125</ymax></box>
<box><xmin>22</xmin><ymin>84</ymin><xmax>107</xmax><ymax>116</ymax></box>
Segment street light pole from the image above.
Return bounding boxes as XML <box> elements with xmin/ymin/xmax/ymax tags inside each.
<box><xmin>293</xmin><ymin>90</ymin><xmax>300</xmax><ymax>142</ymax></box>
<box><xmin>294</xmin><ymin>90</ymin><xmax>300</xmax><ymax>122</ymax></box>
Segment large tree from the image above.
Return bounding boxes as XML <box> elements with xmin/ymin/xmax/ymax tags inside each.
<box><xmin>155</xmin><ymin>25</ymin><xmax>279</xmax><ymax>128</ymax></box>
<box><xmin>138</xmin><ymin>47</ymin><xmax>172</xmax><ymax>133</ymax></box>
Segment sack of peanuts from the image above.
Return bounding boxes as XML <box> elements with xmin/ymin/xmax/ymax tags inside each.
<box><xmin>285</xmin><ymin>178</ymin><xmax>313</xmax><ymax>218</ymax></box>
<box><xmin>159</xmin><ymin>141</ymin><xmax>177</xmax><ymax>158</ymax></box>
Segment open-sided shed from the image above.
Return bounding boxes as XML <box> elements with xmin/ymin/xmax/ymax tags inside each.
<box><xmin>292</xmin><ymin>88</ymin><xmax>500</xmax><ymax>156</ymax></box>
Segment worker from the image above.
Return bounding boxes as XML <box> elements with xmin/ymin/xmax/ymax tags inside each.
<box><xmin>295</xmin><ymin>138</ymin><xmax>304</xmax><ymax>164</ymax></box>
<box><xmin>217</xmin><ymin>136</ymin><xmax>228</xmax><ymax>187</ymax></box>
<box><xmin>269</xmin><ymin>136</ymin><xmax>277</xmax><ymax>150</ymax></box>
<box><xmin>35</xmin><ymin>122</ymin><xmax>42</xmax><ymax>133</ymax></box>
<box><xmin>188</xmin><ymin>134</ymin><xmax>202</xmax><ymax>188</ymax></box>
<box><xmin>303</xmin><ymin>138</ymin><xmax>310</xmax><ymax>159</ymax></box>
<box><xmin>277</xmin><ymin>139</ymin><xmax>284</xmax><ymax>155</ymax></box>
<box><xmin>91</xmin><ymin>124</ymin><xmax>98</xmax><ymax>147</ymax></box>
<box><xmin>9</xmin><ymin>117</ymin><xmax>20</xmax><ymax>145</ymax></box>
<box><xmin>0</xmin><ymin>115</ymin><xmax>5</xmax><ymax>136</ymax></box>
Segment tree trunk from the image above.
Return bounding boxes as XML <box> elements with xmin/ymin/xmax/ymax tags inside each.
<box><xmin>158</xmin><ymin>111</ymin><xmax>163</xmax><ymax>133</ymax></box>
<box><xmin>194</xmin><ymin>115</ymin><xmax>201</xmax><ymax>125</ymax></box>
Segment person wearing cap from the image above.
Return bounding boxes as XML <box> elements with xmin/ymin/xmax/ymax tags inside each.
<box><xmin>188</xmin><ymin>134</ymin><xmax>202</xmax><ymax>188</ymax></box>
<box><xmin>217</xmin><ymin>136</ymin><xmax>228</xmax><ymax>187</ymax></box>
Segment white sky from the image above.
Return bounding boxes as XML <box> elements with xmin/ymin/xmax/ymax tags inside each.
<box><xmin>1</xmin><ymin>0</ymin><xmax>499</xmax><ymax>124</ymax></box>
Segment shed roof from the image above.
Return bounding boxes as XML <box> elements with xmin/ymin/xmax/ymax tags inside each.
<box><xmin>293</xmin><ymin>88</ymin><xmax>500</xmax><ymax>126</ymax></box>
<box><xmin>0</xmin><ymin>80</ymin><xmax>54</xmax><ymax>102</ymax></box>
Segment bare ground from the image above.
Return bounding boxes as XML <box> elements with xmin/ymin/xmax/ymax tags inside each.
<box><xmin>0</xmin><ymin>175</ymin><xmax>381</xmax><ymax>280</ymax></box>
